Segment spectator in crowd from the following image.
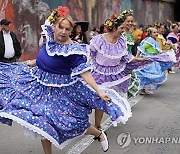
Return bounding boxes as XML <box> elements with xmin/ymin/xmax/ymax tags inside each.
<box><xmin>132</xmin><ymin>22</ymin><xmax>142</xmax><ymax>56</ymax></box>
<box><xmin>71</xmin><ymin>22</ymin><xmax>88</xmax><ymax>44</ymax></box>
<box><xmin>0</xmin><ymin>19</ymin><xmax>21</xmax><ymax>62</ymax></box>
<box><xmin>167</xmin><ymin>23</ymin><xmax>180</xmax><ymax>71</ymax></box>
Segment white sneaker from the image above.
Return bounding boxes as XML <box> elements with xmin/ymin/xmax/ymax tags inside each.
<box><xmin>145</xmin><ymin>90</ymin><xmax>153</xmax><ymax>95</ymax></box>
<box><xmin>168</xmin><ymin>70</ymin><xmax>176</xmax><ymax>74</ymax></box>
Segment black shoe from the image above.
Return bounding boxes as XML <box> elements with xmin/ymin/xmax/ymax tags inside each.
<box><xmin>93</xmin><ymin>126</ymin><xmax>107</xmax><ymax>140</ymax></box>
<box><xmin>94</xmin><ymin>131</ymin><xmax>107</xmax><ymax>140</ymax></box>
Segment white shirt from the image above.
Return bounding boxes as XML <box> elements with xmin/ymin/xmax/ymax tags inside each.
<box><xmin>3</xmin><ymin>31</ymin><xmax>15</xmax><ymax>58</ymax></box>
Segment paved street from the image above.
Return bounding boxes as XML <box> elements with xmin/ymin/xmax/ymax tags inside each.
<box><xmin>0</xmin><ymin>69</ymin><xmax>180</xmax><ymax>154</ymax></box>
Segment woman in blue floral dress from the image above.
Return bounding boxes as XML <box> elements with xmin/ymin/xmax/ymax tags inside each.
<box><xmin>0</xmin><ymin>6</ymin><xmax>131</xmax><ymax>154</ymax></box>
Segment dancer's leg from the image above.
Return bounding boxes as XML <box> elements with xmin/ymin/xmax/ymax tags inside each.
<box><xmin>95</xmin><ymin>109</ymin><xmax>104</xmax><ymax>129</ymax></box>
<box><xmin>41</xmin><ymin>139</ymin><xmax>52</xmax><ymax>154</ymax></box>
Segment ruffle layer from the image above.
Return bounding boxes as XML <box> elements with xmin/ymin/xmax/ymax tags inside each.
<box><xmin>91</xmin><ymin>59</ymin><xmax>152</xmax><ymax>88</ymax></box>
<box><xmin>90</xmin><ymin>35</ymin><xmax>128</xmax><ymax>59</ymax></box>
<box><xmin>71</xmin><ymin>63</ymin><xmax>91</xmax><ymax>76</ymax></box>
<box><xmin>101</xmin><ymin>88</ymin><xmax>132</xmax><ymax>126</ymax></box>
<box><xmin>163</xmin><ymin>50</ymin><xmax>177</xmax><ymax>63</ymax></box>
<box><xmin>142</xmin><ymin>50</ymin><xmax>176</xmax><ymax>63</ymax></box>
<box><xmin>0</xmin><ymin>113</ymin><xmax>63</xmax><ymax>149</ymax></box>
<box><xmin>41</xmin><ymin>25</ymin><xmax>88</xmax><ymax>57</ymax></box>
<box><xmin>0</xmin><ymin>87</ymin><xmax>132</xmax><ymax>149</ymax></box>
<box><xmin>91</xmin><ymin>59</ymin><xmax>126</xmax><ymax>75</ymax></box>
<box><xmin>141</xmin><ymin>82</ymin><xmax>165</xmax><ymax>91</ymax></box>
<box><xmin>30</xmin><ymin>67</ymin><xmax>78</xmax><ymax>87</ymax></box>
<box><xmin>0</xmin><ymin>63</ymin><xmax>132</xmax><ymax>149</ymax></box>
<box><xmin>91</xmin><ymin>70</ymin><xmax>131</xmax><ymax>88</ymax></box>
<box><xmin>136</xmin><ymin>61</ymin><xmax>170</xmax><ymax>90</ymax></box>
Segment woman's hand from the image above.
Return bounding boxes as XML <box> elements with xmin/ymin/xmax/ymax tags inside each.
<box><xmin>132</xmin><ymin>57</ymin><xmax>149</xmax><ymax>62</ymax></box>
<box><xmin>80</xmin><ymin>71</ymin><xmax>110</xmax><ymax>103</ymax></box>
<box><xmin>98</xmin><ymin>91</ymin><xmax>111</xmax><ymax>102</ymax></box>
<box><xmin>138</xmin><ymin>57</ymin><xmax>149</xmax><ymax>61</ymax></box>
<box><xmin>25</xmin><ymin>59</ymin><xmax>36</xmax><ymax>67</ymax></box>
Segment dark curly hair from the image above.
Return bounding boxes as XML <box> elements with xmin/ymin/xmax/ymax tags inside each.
<box><xmin>104</xmin><ymin>16</ymin><xmax>124</xmax><ymax>32</ymax></box>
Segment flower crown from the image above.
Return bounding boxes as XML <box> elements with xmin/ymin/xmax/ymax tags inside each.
<box><xmin>154</xmin><ymin>21</ymin><xmax>161</xmax><ymax>28</ymax></box>
<box><xmin>119</xmin><ymin>9</ymin><xmax>133</xmax><ymax>20</ymax></box>
<box><xmin>48</xmin><ymin>6</ymin><xmax>69</xmax><ymax>24</ymax></box>
<box><xmin>104</xmin><ymin>14</ymin><xmax>123</xmax><ymax>30</ymax></box>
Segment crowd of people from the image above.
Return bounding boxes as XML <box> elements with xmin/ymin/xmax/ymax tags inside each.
<box><xmin>0</xmin><ymin>5</ymin><xmax>179</xmax><ymax>154</ymax></box>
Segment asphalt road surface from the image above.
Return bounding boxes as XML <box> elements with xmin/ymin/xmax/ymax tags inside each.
<box><xmin>0</xmin><ymin>69</ymin><xmax>179</xmax><ymax>154</ymax></box>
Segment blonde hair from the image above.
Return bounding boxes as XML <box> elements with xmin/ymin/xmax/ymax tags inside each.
<box><xmin>54</xmin><ymin>16</ymin><xmax>74</xmax><ymax>28</ymax></box>
<box><xmin>147</xmin><ymin>27</ymin><xmax>156</xmax><ymax>36</ymax></box>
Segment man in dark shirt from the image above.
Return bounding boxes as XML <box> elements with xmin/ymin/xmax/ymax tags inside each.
<box><xmin>0</xmin><ymin>19</ymin><xmax>21</xmax><ymax>62</ymax></box>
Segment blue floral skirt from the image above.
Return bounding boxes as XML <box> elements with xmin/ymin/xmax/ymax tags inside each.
<box><xmin>0</xmin><ymin>62</ymin><xmax>131</xmax><ymax>149</ymax></box>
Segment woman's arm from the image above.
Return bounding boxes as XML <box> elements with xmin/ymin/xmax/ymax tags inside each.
<box><xmin>25</xmin><ymin>59</ymin><xmax>36</xmax><ymax>67</ymax></box>
<box><xmin>135</xmin><ymin>50</ymin><xmax>141</xmax><ymax>58</ymax></box>
<box><xmin>80</xmin><ymin>71</ymin><xmax>110</xmax><ymax>102</ymax></box>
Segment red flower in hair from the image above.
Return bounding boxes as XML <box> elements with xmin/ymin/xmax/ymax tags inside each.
<box><xmin>109</xmin><ymin>15</ymin><xmax>115</xmax><ymax>20</ymax></box>
<box><xmin>110</xmin><ymin>14</ymin><xmax>118</xmax><ymax>20</ymax></box>
<box><xmin>57</xmin><ymin>6</ymin><xmax>69</xmax><ymax>17</ymax></box>
<box><xmin>48</xmin><ymin>6</ymin><xmax>70</xmax><ymax>24</ymax></box>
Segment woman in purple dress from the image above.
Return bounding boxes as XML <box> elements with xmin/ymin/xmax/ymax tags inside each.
<box><xmin>0</xmin><ymin>6</ymin><xmax>131</xmax><ymax>154</ymax></box>
<box><xmin>89</xmin><ymin>14</ymin><xmax>149</xmax><ymax>130</ymax></box>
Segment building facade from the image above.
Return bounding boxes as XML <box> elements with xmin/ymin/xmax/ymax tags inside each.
<box><xmin>0</xmin><ymin>0</ymin><xmax>176</xmax><ymax>60</ymax></box>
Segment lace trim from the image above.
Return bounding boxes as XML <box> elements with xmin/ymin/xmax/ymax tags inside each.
<box><xmin>141</xmin><ymin>77</ymin><xmax>167</xmax><ymax>90</ymax></box>
<box><xmin>99</xmin><ymin>88</ymin><xmax>132</xmax><ymax>126</ymax></box>
<box><xmin>82</xmin><ymin>85</ymin><xmax>132</xmax><ymax>126</ymax></box>
<box><xmin>98</xmin><ymin>75</ymin><xmax>131</xmax><ymax>88</ymax></box>
<box><xmin>90</xmin><ymin>35</ymin><xmax>128</xmax><ymax>59</ymax></box>
<box><xmin>41</xmin><ymin>25</ymin><xmax>88</xmax><ymax>57</ymax></box>
<box><xmin>92</xmin><ymin>43</ymin><xmax>127</xmax><ymax>59</ymax></box>
<box><xmin>110</xmin><ymin>91</ymin><xmax>132</xmax><ymax>126</ymax></box>
<box><xmin>71</xmin><ymin>63</ymin><xmax>92</xmax><ymax>76</ymax></box>
<box><xmin>30</xmin><ymin>68</ymin><xmax>79</xmax><ymax>88</ymax></box>
<box><xmin>91</xmin><ymin>60</ymin><xmax>126</xmax><ymax>75</ymax></box>
<box><xmin>0</xmin><ymin>113</ymin><xmax>62</xmax><ymax>149</ymax></box>
<box><xmin>0</xmin><ymin>112</ymin><xmax>88</xmax><ymax>149</ymax></box>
